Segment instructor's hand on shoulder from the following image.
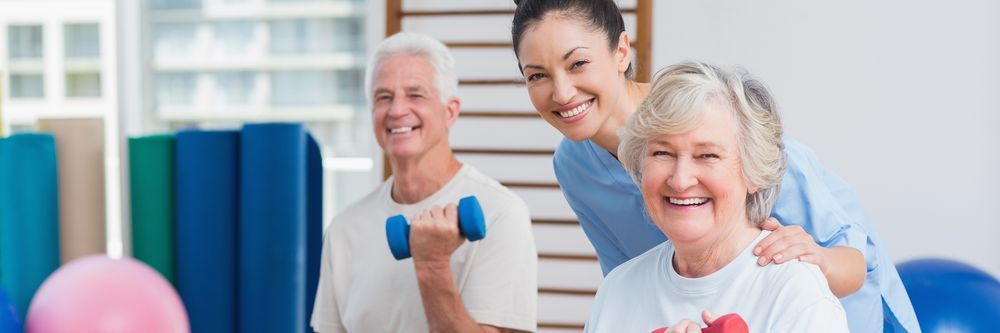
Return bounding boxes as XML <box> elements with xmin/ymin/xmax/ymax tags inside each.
<box><xmin>409</xmin><ymin>204</ymin><xmax>465</xmax><ymax>264</ymax></box>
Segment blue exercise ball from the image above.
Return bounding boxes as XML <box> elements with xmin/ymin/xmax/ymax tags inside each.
<box><xmin>898</xmin><ymin>258</ymin><xmax>1000</xmax><ymax>333</ymax></box>
<box><xmin>0</xmin><ymin>287</ymin><xmax>22</xmax><ymax>333</ymax></box>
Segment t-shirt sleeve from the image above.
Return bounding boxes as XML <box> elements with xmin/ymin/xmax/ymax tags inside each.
<box><xmin>553</xmin><ymin>149</ymin><xmax>630</xmax><ymax>275</ymax></box>
<box><xmin>311</xmin><ymin>231</ymin><xmax>347</xmax><ymax>333</ymax></box>
<box><xmin>771</xmin><ymin>263</ymin><xmax>851</xmax><ymax>332</ymax></box>
<box><xmin>459</xmin><ymin>196</ymin><xmax>538</xmax><ymax>332</ymax></box>
<box><xmin>773</xmin><ymin>137</ymin><xmax>875</xmax><ymax>270</ymax></box>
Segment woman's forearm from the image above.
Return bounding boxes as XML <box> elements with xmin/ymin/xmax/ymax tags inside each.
<box><xmin>822</xmin><ymin>246</ymin><xmax>866</xmax><ymax>298</ymax></box>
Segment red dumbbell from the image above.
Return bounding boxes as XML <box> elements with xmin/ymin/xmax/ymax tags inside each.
<box><xmin>650</xmin><ymin>313</ymin><xmax>749</xmax><ymax>333</ymax></box>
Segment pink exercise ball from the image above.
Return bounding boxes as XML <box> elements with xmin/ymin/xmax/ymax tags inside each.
<box><xmin>24</xmin><ymin>255</ymin><xmax>189</xmax><ymax>333</ymax></box>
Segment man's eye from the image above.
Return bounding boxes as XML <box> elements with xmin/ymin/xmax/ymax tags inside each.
<box><xmin>699</xmin><ymin>153</ymin><xmax>719</xmax><ymax>159</ymax></box>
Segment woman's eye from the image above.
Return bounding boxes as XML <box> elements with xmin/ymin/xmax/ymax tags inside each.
<box><xmin>526</xmin><ymin>73</ymin><xmax>545</xmax><ymax>82</ymax></box>
<box><xmin>570</xmin><ymin>60</ymin><xmax>589</xmax><ymax>70</ymax></box>
<box><xmin>652</xmin><ymin>151</ymin><xmax>675</xmax><ymax>158</ymax></box>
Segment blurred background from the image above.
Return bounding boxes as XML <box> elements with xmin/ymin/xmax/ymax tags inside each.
<box><xmin>0</xmin><ymin>0</ymin><xmax>998</xmax><ymax>331</ymax></box>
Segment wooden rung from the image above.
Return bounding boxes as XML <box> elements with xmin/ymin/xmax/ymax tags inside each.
<box><xmin>502</xmin><ymin>181</ymin><xmax>560</xmax><ymax>189</ymax></box>
<box><xmin>539</xmin><ymin>287</ymin><xmax>597</xmax><ymax>296</ymax></box>
<box><xmin>400</xmin><ymin>8</ymin><xmax>637</xmax><ymax>17</ymax></box>
<box><xmin>460</xmin><ymin>111</ymin><xmax>539</xmax><ymax>118</ymax></box>
<box><xmin>452</xmin><ymin>148</ymin><xmax>555</xmax><ymax>155</ymax></box>
<box><xmin>538</xmin><ymin>322</ymin><xmax>586</xmax><ymax>330</ymax></box>
<box><xmin>460</xmin><ymin>79</ymin><xmax>524</xmax><ymax>86</ymax></box>
<box><xmin>539</xmin><ymin>253</ymin><xmax>598</xmax><ymax>261</ymax></box>
<box><xmin>532</xmin><ymin>219</ymin><xmax>579</xmax><ymax>226</ymax></box>
<box><xmin>446</xmin><ymin>41</ymin><xmax>511</xmax><ymax>48</ymax></box>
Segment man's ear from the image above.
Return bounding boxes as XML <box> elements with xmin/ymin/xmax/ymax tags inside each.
<box><xmin>445</xmin><ymin>97</ymin><xmax>461</xmax><ymax>127</ymax></box>
<box><xmin>616</xmin><ymin>31</ymin><xmax>632</xmax><ymax>73</ymax></box>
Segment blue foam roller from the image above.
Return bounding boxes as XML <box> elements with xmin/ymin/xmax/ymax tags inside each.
<box><xmin>304</xmin><ymin>134</ymin><xmax>322</xmax><ymax>333</ymax></box>
<box><xmin>0</xmin><ymin>134</ymin><xmax>61</xmax><ymax>323</ymax></box>
<box><xmin>0</xmin><ymin>287</ymin><xmax>21</xmax><ymax>333</ymax></box>
<box><xmin>239</xmin><ymin>124</ymin><xmax>307</xmax><ymax>333</ymax></box>
<box><xmin>176</xmin><ymin>130</ymin><xmax>239</xmax><ymax>333</ymax></box>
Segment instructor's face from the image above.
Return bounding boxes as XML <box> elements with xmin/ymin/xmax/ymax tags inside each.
<box><xmin>517</xmin><ymin>15</ymin><xmax>629</xmax><ymax>142</ymax></box>
<box><xmin>370</xmin><ymin>55</ymin><xmax>457</xmax><ymax>159</ymax></box>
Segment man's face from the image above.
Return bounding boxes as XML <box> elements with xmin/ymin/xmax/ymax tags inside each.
<box><xmin>370</xmin><ymin>55</ymin><xmax>457</xmax><ymax>160</ymax></box>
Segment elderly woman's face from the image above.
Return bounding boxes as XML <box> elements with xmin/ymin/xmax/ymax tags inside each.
<box><xmin>640</xmin><ymin>97</ymin><xmax>752</xmax><ymax>244</ymax></box>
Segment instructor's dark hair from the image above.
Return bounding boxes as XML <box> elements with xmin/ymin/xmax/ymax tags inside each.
<box><xmin>512</xmin><ymin>0</ymin><xmax>635</xmax><ymax>79</ymax></box>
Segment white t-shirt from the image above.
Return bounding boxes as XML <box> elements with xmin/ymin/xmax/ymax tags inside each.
<box><xmin>311</xmin><ymin>164</ymin><xmax>537</xmax><ymax>333</ymax></box>
<box><xmin>585</xmin><ymin>230</ymin><xmax>849</xmax><ymax>333</ymax></box>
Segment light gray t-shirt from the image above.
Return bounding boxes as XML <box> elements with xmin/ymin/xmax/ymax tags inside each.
<box><xmin>585</xmin><ymin>230</ymin><xmax>849</xmax><ymax>333</ymax></box>
<box><xmin>311</xmin><ymin>165</ymin><xmax>537</xmax><ymax>333</ymax></box>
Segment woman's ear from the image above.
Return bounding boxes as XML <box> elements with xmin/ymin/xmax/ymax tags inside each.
<box><xmin>616</xmin><ymin>31</ymin><xmax>632</xmax><ymax>73</ymax></box>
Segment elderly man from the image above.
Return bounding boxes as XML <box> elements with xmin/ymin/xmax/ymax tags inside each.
<box><xmin>310</xmin><ymin>32</ymin><xmax>537</xmax><ymax>333</ymax></box>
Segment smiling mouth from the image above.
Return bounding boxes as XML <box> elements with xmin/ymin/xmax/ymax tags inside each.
<box><xmin>388</xmin><ymin>126</ymin><xmax>420</xmax><ymax>134</ymax></box>
<box><xmin>667</xmin><ymin>197</ymin><xmax>711</xmax><ymax>207</ymax></box>
<box><xmin>554</xmin><ymin>98</ymin><xmax>594</xmax><ymax>119</ymax></box>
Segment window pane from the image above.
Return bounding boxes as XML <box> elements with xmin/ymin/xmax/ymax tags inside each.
<box><xmin>334</xmin><ymin>69</ymin><xmax>363</xmax><ymax>104</ymax></box>
<box><xmin>154</xmin><ymin>23</ymin><xmax>198</xmax><ymax>57</ymax></box>
<box><xmin>271</xmin><ymin>70</ymin><xmax>335</xmax><ymax>106</ymax></box>
<box><xmin>212</xmin><ymin>21</ymin><xmax>255</xmax><ymax>56</ymax></box>
<box><xmin>332</xmin><ymin>17</ymin><xmax>363</xmax><ymax>53</ymax></box>
<box><xmin>269</xmin><ymin>0</ymin><xmax>334</xmax><ymax>3</ymax></box>
<box><xmin>156</xmin><ymin>72</ymin><xmax>197</xmax><ymax>106</ymax></box>
<box><xmin>65</xmin><ymin>23</ymin><xmax>101</xmax><ymax>58</ymax></box>
<box><xmin>270</xmin><ymin>19</ymin><xmax>335</xmax><ymax>54</ymax></box>
<box><xmin>10</xmin><ymin>74</ymin><xmax>44</xmax><ymax>98</ymax></box>
<box><xmin>8</xmin><ymin>25</ymin><xmax>43</xmax><ymax>59</ymax></box>
<box><xmin>66</xmin><ymin>72</ymin><xmax>102</xmax><ymax>97</ymax></box>
<box><xmin>214</xmin><ymin>71</ymin><xmax>255</xmax><ymax>105</ymax></box>
<box><xmin>151</xmin><ymin>0</ymin><xmax>202</xmax><ymax>10</ymax></box>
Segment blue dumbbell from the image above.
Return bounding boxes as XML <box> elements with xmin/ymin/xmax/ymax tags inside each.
<box><xmin>385</xmin><ymin>196</ymin><xmax>487</xmax><ymax>260</ymax></box>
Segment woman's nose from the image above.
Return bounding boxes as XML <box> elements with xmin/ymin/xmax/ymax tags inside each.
<box><xmin>667</xmin><ymin>160</ymin><xmax>698</xmax><ymax>192</ymax></box>
<box><xmin>551</xmin><ymin>75</ymin><xmax>577</xmax><ymax>105</ymax></box>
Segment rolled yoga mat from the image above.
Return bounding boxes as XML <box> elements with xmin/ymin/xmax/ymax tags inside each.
<box><xmin>239</xmin><ymin>123</ymin><xmax>322</xmax><ymax>333</ymax></box>
<box><xmin>175</xmin><ymin>130</ymin><xmax>239</xmax><ymax>333</ymax></box>
<box><xmin>304</xmin><ymin>134</ymin><xmax>322</xmax><ymax>333</ymax></box>
<box><xmin>38</xmin><ymin>119</ymin><xmax>107</xmax><ymax>263</ymax></box>
<box><xmin>129</xmin><ymin>135</ymin><xmax>176</xmax><ymax>284</ymax></box>
<box><xmin>0</xmin><ymin>134</ymin><xmax>61</xmax><ymax>322</ymax></box>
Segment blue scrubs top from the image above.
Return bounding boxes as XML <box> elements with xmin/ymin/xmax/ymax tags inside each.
<box><xmin>554</xmin><ymin>136</ymin><xmax>920</xmax><ymax>333</ymax></box>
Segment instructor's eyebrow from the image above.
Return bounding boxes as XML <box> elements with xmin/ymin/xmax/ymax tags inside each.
<box><xmin>563</xmin><ymin>46</ymin><xmax>589</xmax><ymax>60</ymax></box>
<box><xmin>521</xmin><ymin>46</ymin><xmax>590</xmax><ymax>72</ymax></box>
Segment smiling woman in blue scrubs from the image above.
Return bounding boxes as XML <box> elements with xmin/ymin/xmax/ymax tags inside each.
<box><xmin>509</xmin><ymin>0</ymin><xmax>919</xmax><ymax>332</ymax></box>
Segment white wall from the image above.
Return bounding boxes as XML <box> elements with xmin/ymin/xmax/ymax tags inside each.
<box><xmin>653</xmin><ymin>0</ymin><xmax>1000</xmax><ymax>277</ymax></box>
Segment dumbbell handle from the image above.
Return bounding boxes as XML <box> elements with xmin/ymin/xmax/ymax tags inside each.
<box><xmin>650</xmin><ymin>313</ymin><xmax>748</xmax><ymax>333</ymax></box>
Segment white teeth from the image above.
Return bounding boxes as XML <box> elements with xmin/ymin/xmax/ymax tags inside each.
<box><xmin>389</xmin><ymin>127</ymin><xmax>414</xmax><ymax>134</ymax></box>
<box><xmin>558</xmin><ymin>100</ymin><xmax>591</xmax><ymax>118</ymax></box>
<box><xmin>668</xmin><ymin>197</ymin><xmax>708</xmax><ymax>206</ymax></box>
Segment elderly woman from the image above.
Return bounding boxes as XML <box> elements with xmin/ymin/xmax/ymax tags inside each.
<box><xmin>584</xmin><ymin>62</ymin><xmax>850</xmax><ymax>333</ymax></box>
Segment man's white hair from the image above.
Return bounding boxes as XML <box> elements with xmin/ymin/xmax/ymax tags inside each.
<box><xmin>364</xmin><ymin>32</ymin><xmax>458</xmax><ymax>104</ymax></box>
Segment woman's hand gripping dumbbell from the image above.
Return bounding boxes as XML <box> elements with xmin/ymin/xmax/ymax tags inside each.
<box><xmin>385</xmin><ymin>196</ymin><xmax>486</xmax><ymax>260</ymax></box>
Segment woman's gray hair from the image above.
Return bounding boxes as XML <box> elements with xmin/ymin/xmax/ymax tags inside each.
<box><xmin>617</xmin><ymin>61</ymin><xmax>787</xmax><ymax>225</ymax></box>
<box><xmin>364</xmin><ymin>32</ymin><xmax>458</xmax><ymax>104</ymax></box>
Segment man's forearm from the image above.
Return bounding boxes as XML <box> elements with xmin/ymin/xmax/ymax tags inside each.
<box><xmin>824</xmin><ymin>246</ymin><xmax>866</xmax><ymax>298</ymax></box>
<box><xmin>414</xmin><ymin>261</ymin><xmax>502</xmax><ymax>333</ymax></box>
